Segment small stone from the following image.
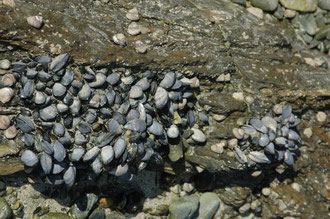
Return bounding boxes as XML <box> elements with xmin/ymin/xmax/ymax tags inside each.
<box><xmin>232</xmin><ymin>92</ymin><xmax>244</xmax><ymax>101</ymax></box>
<box><xmin>169</xmin><ymin>195</ymin><xmax>199</xmax><ymax>219</ymax></box>
<box><xmin>273</xmin><ymin>104</ymin><xmax>283</xmax><ymax>114</ymax></box>
<box><xmin>4</xmin><ymin>126</ymin><xmax>18</xmax><ymax>139</ymax></box>
<box><xmin>182</xmin><ymin>183</ymin><xmax>194</xmax><ymax>193</ymax></box>
<box><xmin>89</xmin><ymin>73</ymin><xmax>106</xmax><ymax>88</ymax></box>
<box><xmin>262</xmin><ymin>187</ymin><xmax>271</xmax><ymax>196</ymax></box>
<box><xmin>245</xmin><ymin>96</ymin><xmax>254</xmax><ymax>104</ymax></box>
<box><xmin>233</xmin><ymin>128</ymin><xmax>244</xmax><ymax>139</ymax></box>
<box><xmin>247</xmin><ymin>7</ymin><xmax>264</xmax><ymax>19</ymax></box>
<box><xmin>303</xmin><ymin>127</ymin><xmax>313</xmax><ymax>138</ymax></box>
<box><xmin>40</xmin><ymin>106</ymin><xmax>57</xmax><ymax>121</ymax></box>
<box><xmin>210</xmin><ymin>142</ymin><xmax>224</xmax><ymax>154</ymax></box>
<box><xmin>213</xmin><ymin>114</ymin><xmax>226</xmax><ymax>122</ymax></box>
<box><xmin>135</xmin><ymin>40</ymin><xmax>147</xmax><ymax>53</ymax></box>
<box><xmin>280</xmin><ymin>0</ymin><xmax>317</xmax><ymax>12</ymax></box>
<box><xmin>251</xmin><ymin>0</ymin><xmax>278</xmax><ymax>11</ymax></box>
<box><xmin>316</xmin><ymin>111</ymin><xmax>326</xmax><ymax>122</ymax></box>
<box><xmin>239</xmin><ymin>203</ymin><xmax>251</xmax><ymax>214</ymax></box>
<box><xmin>0</xmin><ymin>197</ymin><xmax>13</xmax><ymax>219</ymax></box>
<box><xmin>284</xmin><ymin>9</ymin><xmax>296</xmax><ymax>18</ymax></box>
<box><xmin>129</xmin><ymin>85</ymin><xmax>143</xmax><ymax>99</ymax></box>
<box><xmin>78</xmin><ymin>83</ymin><xmax>91</xmax><ymax>100</ymax></box>
<box><xmin>113</xmin><ymin>33</ymin><xmax>126</xmax><ymax>46</ymax></box>
<box><xmin>191</xmin><ymin>128</ymin><xmax>206</xmax><ymax>143</ymax></box>
<box><xmin>1</xmin><ymin>74</ymin><xmax>16</xmax><ymax>87</ymax></box>
<box><xmin>251</xmin><ymin>170</ymin><xmax>262</xmax><ymax>177</ymax></box>
<box><xmin>3</xmin><ymin>0</ymin><xmax>15</xmax><ymax>8</ymax></box>
<box><xmin>27</xmin><ymin>16</ymin><xmax>43</xmax><ymax>29</ymax></box>
<box><xmin>291</xmin><ymin>182</ymin><xmax>300</xmax><ymax>192</ymax></box>
<box><xmin>126</xmin><ymin>8</ymin><xmax>139</xmax><ymax>21</ymax></box>
<box><xmin>154</xmin><ymin>87</ymin><xmax>168</xmax><ymax>109</ymax></box>
<box><xmin>216</xmin><ymin>74</ymin><xmax>225</xmax><ymax>82</ymax></box>
<box><xmin>228</xmin><ymin>138</ymin><xmax>238</xmax><ymax>149</ymax></box>
<box><xmin>167</xmin><ymin>124</ymin><xmax>179</xmax><ymax>138</ymax></box>
<box><xmin>197</xmin><ymin>192</ymin><xmax>220</xmax><ymax>219</ymax></box>
<box><xmin>50</xmin><ymin>53</ymin><xmax>69</xmax><ymax>72</ymax></box>
<box><xmin>319</xmin><ymin>0</ymin><xmax>330</xmax><ymax>10</ymax></box>
<box><xmin>127</xmin><ymin>22</ymin><xmax>141</xmax><ymax>36</ymax></box>
<box><xmin>52</xmin><ymin>83</ymin><xmax>66</xmax><ymax>97</ymax></box>
<box><xmin>0</xmin><ymin>116</ymin><xmax>10</xmax><ymax>130</ymax></box>
<box><xmin>0</xmin><ymin>59</ymin><xmax>10</xmax><ymax>70</ymax></box>
<box><xmin>0</xmin><ymin>87</ymin><xmax>14</xmax><ymax>103</ymax></box>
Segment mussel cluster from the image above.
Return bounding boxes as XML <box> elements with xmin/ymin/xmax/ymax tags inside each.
<box><xmin>233</xmin><ymin>105</ymin><xmax>301</xmax><ymax>167</ymax></box>
<box><xmin>6</xmin><ymin>53</ymin><xmax>205</xmax><ymax>187</ymax></box>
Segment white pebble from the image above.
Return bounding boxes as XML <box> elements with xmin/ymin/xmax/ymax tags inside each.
<box><xmin>291</xmin><ymin>182</ymin><xmax>300</xmax><ymax>192</ymax></box>
<box><xmin>135</xmin><ymin>40</ymin><xmax>147</xmax><ymax>53</ymax></box>
<box><xmin>262</xmin><ymin>187</ymin><xmax>271</xmax><ymax>196</ymax></box>
<box><xmin>273</xmin><ymin>104</ymin><xmax>283</xmax><ymax>114</ymax></box>
<box><xmin>182</xmin><ymin>182</ymin><xmax>194</xmax><ymax>193</ymax></box>
<box><xmin>245</xmin><ymin>96</ymin><xmax>254</xmax><ymax>104</ymax></box>
<box><xmin>213</xmin><ymin>114</ymin><xmax>226</xmax><ymax>122</ymax></box>
<box><xmin>228</xmin><ymin>138</ymin><xmax>238</xmax><ymax>149</ymax></box>
<box><xmin>316</xmin><ymin>111</ymin><xmax>326</xmax><ymax>122</ymax></box>
<box><xmin>126</xmin><ymin>8</ymin><xmax>139</xmax><ymax>21</ymax></box>
<box><xmin>303</xmin><ymin>128</ymin><xmax>312</xmax><ymax>138</ymax></box>
<box><xmin>27</xmin><ymin>16</ymin><xmax>43</xmax><ymax>29</ymax></box>
<box><xmin>127</xmin><ymin>22</ymin><xmax>141</xmax><ymax>36</ymax></box>
<box><xmin>113</xmin><ymin>33</ymin><xmax>126</xmax><ymax>46</ymax></box>
<box><xmin>0</xmin><ymin>87</ymin><xmax>14</xmax><ymax>103</ymax></box>
<box><xmin>210</xmin><ymin>143</ymin><xmax>224</xmax><ymax>154</ymax></box>
<box><xmin>0</xmin><ymin>59</ymin><xmax>11</xmax><ymax>70</ymax></box>
<box><xmin>232</xmin><ymin>92</ymin><xmax>244</xmax><ymax>101</ymax></box>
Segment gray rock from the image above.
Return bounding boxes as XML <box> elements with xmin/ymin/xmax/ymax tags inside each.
<box><xmin>154</xmin><ymin>87</ymin><xmax>168</xmax><ymax>109</ymax></box>
<box><xmin>0</xmin><ymin>59</ymin><xmax>11</xmax><ymax>70</ymax></box>
<box><xmin>53</xmin><ymin>122</ymin><xmax>65</xmax><ymax>137</ymax></box>
<box><xmin>191</xmin><ymin>128</ymin><xmax>206</xmax><ymax>143</ymax></box>
<box><xmin>113</xmin><ymin>138</ymin><xmax>126</xmax><ymax>159</ymax></box>
<box><xmin>259</xmin><ymin>134</ymin><xmax>269</xmax><ymax>147</ymax></box>
<box><xmin>16</xmin><ymin>116</ymin><xmax>35</xmax><ymax>133</ymax></box>
<box><xmin>26</xmin><ymin>69</ymin><xmax>38</xmax><ymax>79</ymax></box>
<box><xmin>251</xmin><ymin>0</ymin><xmax>278</xmax><ymax>11</ymax></box>
<box><xmin>71</xmin><ymin>148</ymin><xmax>85</xmax><ymax>162</ymax></box>
<box><xmin>40</xmin><ymin>152</ymin><xmax>52</xmax><ymax>175</ymax></box>
<box><xmin>52</xmin><ymin>162</ymin><xmax>67</xmax><ymax>174</ymax></box>
<box><xmin>135</xmin><ymin>78</ymin><xmax>150</xmax><ymax>91</ymax></box>
<box><xmin>34</xmin><ymin>91</ymin><xmax>46</xmax><ymax>105</ymax></box>
<box><xmin>148</xmin><ymin>120</ymin><xmax>164</xmax><ymax>136</ymax></box>
<box><xmin>124</xmin><ymin>119</ymin><xmax>146</xmax><ymax>133</ymax></box>
<box><xmin>160</xmin><ymin>72</ymin><xmax>176</xmax><ymax>89</ymax></box>
<box><xmin>70</xmin><ymin>99</ymin><xmax>81</xmax><ymax>116</ymax></box>
<box><xmin>52</xmin><ymin>83</ymin><xmax>67</xmax><ymax>97</ymax></box>
<box><xmin>197</xmin><ymin>192</ymin><xmax>220</xmax><ymax>219</ymax></box>
<box><xmin>83</xmin><ymin>147</ymin><xmax>100</xmax><ymax>162</ymax></box>
<box><xmin>110</xmin><ymin>163</ymin><xmax>129</xmax><ymax>176</ymax></box>
<box><xmin>78</xmin><ymin>83</ymin><xmax>92</xmax><ymax>100</ymax></box>
<box><xmin>89</xmin><ymin>73</ymin><xmax>106</xmax><ymax>88</ymax></box>
<box><xmin>300</xmin><ymin>14</ymin><xmax>317</xmax><ymax>36</ymax></box>
<box><xmin>101</xmin><ymin>145</ymin><xmax>114</xmax><ymax>165</ymax></box>
<box><xmin>50</xmin><ymin>53</ymin><xmax>69</xmax><ymax>72</ymax></box>
<box><xmin>91</xmin><ymin>157</ymin><xmax>102</xmax><ymax>175</ymax></box>
<box><xmin>57</xmin><ymin>103</ymin><xmax>69</xmax><ymax>113</ymax></box>
<box><xmin>249</xmin><ymin>151</ymin><xmax>271</xmax><ymax>164</ymax></box>
<box><xmin>129</xmin><ymin>85</ymin><xmax>143</xmax><ymax>99</ymax></box>
<box><xmin>315</xmin><ymin>25</ymin><xmax>330</xmax><ymax>40</ymax></box>
<box><xmin>22</xmin><ymin>80</ymin><xmax>35</xmax><ymax>98</ymax></box>
<box><xmin>75</xmin><ymin>132</ymin><xmax>87</xmax><ymax>145</ymax></box>
<box><xmin>69</xmin><ymin>193</ymin><xmax>98</xmax><ymax>219</ymax></box>
<box><xmin>40</xmin><ymin>105</ymin><xmax>57</xmax><ymax>121</ymax></box>
<box><xmin>106</xmin><ymin>73</ymin><xmax>120</xmax><ymax>85</ymax></box>
<box><xmin>167</xmin><ymin>124</ymin><xmax>179</xmax><ymax>138</ymax></box>
<box><xmin>0</xmin><ymin>197</ymin><xmax>13</xmax><ymax>219</ymax></box>
<box><xmin>61</xmin><ymin>69</ymin><xmax>75</xmax><ymax>86</ymax></box>
<box><xmin>250</xmin><ymin>118</ymin><xmax>268</xmax><ymax>134</ymax></box>
<box><xmin>279</xmin><ymin>0</ymin><xmax>317</xmax><ymax>12</ymax></box>
<box><xmin>318</xmin><ymin>0</ymin><xmax>330</xmax><ymax>10</ymax></box>
<box><xmin>274</xmin><ymin>4</ymin><xmax>285</xmax><ymax>19</ymax></box>
<box><xmin>63</xmin><ymin>165</ymin><xmax>76</xmax><ymax>188</ymax></box>
<box><xmin>21</xmin><ymin>150</ymin><xmax>39</xmax><ymax>167</ymax></box>
<box><xmin>53</xmin><ymin>141</ymin><xmax>66</xmax><ymax>162</ymax></box>
<box><xmin>169</xmin><ymin>195</ymin><xmax>199</xmax><ymax>219</ymax></box>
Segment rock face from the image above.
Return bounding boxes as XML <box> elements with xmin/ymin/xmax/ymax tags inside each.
<box><xmin>279</xmin><ymin>0</ymin><xmax>317</xmax><ymax>12</ymax></box>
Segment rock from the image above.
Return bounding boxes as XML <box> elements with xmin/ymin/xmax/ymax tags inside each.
<box><xmin>279</xmin><ymin>0</ymin><xmax>317</xmax><ymax>12</ymax></box>
<box><xmin>315</xmin><ymin>25</ymin><xmax>330</xmax><ymax>40</ymax></box>
<box><xmin>27</xmin><ymin>16</ymin><xmax>43</xmax><ymax>29</ymax></box>
<box><xmin>251</xmin><ymin>0</ymin><xmax>278</xmax><ymax>11</ymax></box>
<box><xmin>0</xmin><ymin>197</ymin><xmax>13</xmax><ymax>219</ymax></box>
<box><xmin>3</xmin><ymin>0</ymin><xmax>15</xmax><ymax>8</ymax></box>
<box><xmin>197</xmin><ymin>192</ymin><xmax>220</xmax><ymax>219</ymax></box>
<box><xmin>239</xmin><ymin>203</ymin><xmax>251</xmax><ymax>214</ymax></box>
<box><xmin>52</xmin><ymin>83</ymin><xmax>66</xmax><ymax>97</ymax></box>
<box><xmin>69</xmin><ymin>193</ymin><xmax>98</xmax><ymax>219</ymax></box>
<box><xmin>0</xmin><ymin>59</ymin><xmax>11</xmax><ymax>70</ymax></box>
<box><xmin>135</xmin><ymin>40</ymin><xmax>147</xmax><ymax>53</ymax></box>
<box><xmin>89</xmin><ymin>73</ymin><xmax>106</xmax><ymax>88</ymax></box>
<box><xmin>303</xmin><ymin>127</ymin><xmax>313</xmax><ymax>138</ymax></box>
<box><xmin>316</xmin><ymin>111</ymin><xmax>327</xmax><ymax>122</ymax></box>
<box><xmin>210</xmin><ymin>142</ymin><xmax>225</xmax><ymax>154</ymax></box>
<box><xmin>182</xmin><ymin>183</ymin><xmax>194</xmax><ymax>193</ymax></box>
<box><xmin>4</xmin><ymin>126</ymin><xmax>18</xmax><ymax>139</ymax></box>
<box><xmin>262</xmin><ymin>187</ymin><xmax>271</xmax><ymax>196</ymax></box>
<box><xmin>169</xmin><ymin>195</ymin><xmax>199</xmax><ymax>219</ymax></box>
<box><xmin>167</xmin><ymin>124</ymin><xmax>179</xmax><ymax>138</ymax></box>
<box><xmin>247</xmin><ymin>7</ymin><xmax>264</xmax><ymax>19</ymax></box>
<box><xmin>231</xmin><ymin>0</ymin><xmax>246</xmax><ymax>6</ymax></box>
<box><xmin>284</xmin><ymin>9</ymin><xmax>296</xmax><ymax>18</ymax></box>
<box><xmin>126</xmin><ymin>8</ymin><xmax>139</xmax><ymax>21</ymax></box>
<box><xmin>88</xmin><ymin>206</ymin><xmax>105</xmax><ymax>219</ymax></box>
<box><xmin>113</xmin><ymin>33</ymin><xmax>126</xmax><ymax>46</ymax></box>
<box><xmin>154</xmin><ymin>87</ymin><xmax>168</xmax><ymax>109</ymax></box>
<box><xmin>40</xmin><ymin>105</ymin><xmax>57</xmax><ymax>121</ymax></box>
<box><xmin>127</xmin><ymin>22</ymin><xmax>141</xmax><ymax>36</ymax></box>
<box><xmin>1</xmin><ymin>74</ymin><xmax>16</xmax><ymax>87</ymax></box>
<box><xmin>43</xmin><ymin>212</ymin><xmax>71</xmax><ymax>219</ymax></box>
<box><xmin>0</xmin><ymin>116</ymin><xmax>10</xmax><ymax>130</ymax></box>
<box><xmin>191</xmin><ymin>128</ymin><xmax>206</xmax><ymax>143</ymax></box>
<box><xmin>319</xmin><ymin>0</ymin><xmax>330</xmax><ymax>10</ymax></box>
<box><xmin>129</xmin><ymin>85</ymin><xmax>143</xmax><ymax>99</ymax></box>
<box><xmin>0</xmin><ymin>87</ymin><xmax>14</xmax><ymax>103</ymax></box>
<box><xmin>300</xmin><ymin>14</ymin><xmax>317</xmax><ymax>36</ymax></box>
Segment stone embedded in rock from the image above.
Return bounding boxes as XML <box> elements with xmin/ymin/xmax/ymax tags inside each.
<box><xmin>127</xmin><ymin>22</ymin><xmax>141</xmax><ymax>35</ymax></box>
<box><xmin>126</xmin><ymin>7</ymin><xmax>139</xmax><ymax>21</ymax></box>
<box><xmin>27</xmin><ymin>16</ymin><xmax>43</xmax><ymax>29</ymax></box>
<box><xmin>191</xmin><ymin>128</ymin><xmax>206</xmax><ymax>143</ymax></box>
<box><xmin>40</xmin><ymin>105</ymin><xmax>57</xmax><ymax>121</ymax></box>
<box><xmin>21</xmin><ymin>150</ymin><xmax>39</xmax><ymax>167</ymax></box>
<box><xmin>154</xmin><ymin>87</ymin><xmax>168</xmax><ymax>109</ymax></box>
<box><xmin>279</xmin><ymin>0</ymin><xmax>317</xmax><ymax>12</ymax></box>
<box><xmin>50</xmin><ymin>53</ymin><xmax>69</xmax><ymax>72</ymax></box>
<box><xmin>113</xmin><ymin>33</ymin><xmax>126</xmax><ymax>46</ymax></box>
<box><xmin>251</xmin><ymin>0</ymin><xmax>278</xmax><ymax>11</ymax></box>
<box><xmin>0</xmin><ymin>87</ymin><xmax>14</xmax><ymax>103</ymax></box>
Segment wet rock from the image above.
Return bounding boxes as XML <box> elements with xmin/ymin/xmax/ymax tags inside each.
<box><xmin>169</xmin><ymin>195</ymin><xmax>199</xmax><ymax>219</ymax></box>
<box><xmin>279</xmin><ymin>0</ymin><xmax>317</xmax><ymax>12</ymax></box>
<box><xmin>0</xmin><ymin>197</ymin><xmax>13</xmax><ymax>219</ymax></box>
<box><xmin>69</xmin><ymin>193</ymin><xmax>98</xmax><ymax>219</ymax></box>
<box><xmin>197</xmin><ymin>192</ymin><xmax>220</xmax><ymax>219</ymax></box>
<box><xmin>27</xmin><ymin>16</ymin><xmax>43</xmax><ymax>29</ymax></box>
<box><xmin>1</xmin><ymin>74</ymin><xmax>16</xmax><ymax>87</ymax></box>
<box><xmin>251</xmin><ymin>0</ymin><xmax>278</xmax><ymax>11</ymax></box>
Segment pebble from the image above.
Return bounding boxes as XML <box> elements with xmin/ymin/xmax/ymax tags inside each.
<box><xmin>213</xmin><ymin>114</ymin><xmax>226</xmax><ymax>122</ymax></box>
<box><xmin>52</xmin><ymin>83</ymin><xmax>66</xmax><ymax>97</ymax></box>
<box><xmin>0</xmin><ymin>115</ymin><xmax>10</xmax><ymax>130</ymax></box>
<box><xmin>232</xmin><ymin>92</ymin><xmax>244</xmax><ymax>101</ymax></box>
<box><xmin>21</xmin><ymin>150</ymin><xmax>39</xmax><ymax>167</ymax></box>
<box><xmin>135</xmin><ymin>40</ymin><xmax>147</xmax><ymax>53</ymax></box>
<box><xmin>239</xmin><ymin>202</ymin><xmax>251</xmax><ymax>214</ymax></box>
<box><xmin>27</xmin><ymin>16</ymin><xmax>43</xmax><ymax>29</ymax></box>
<box><xmin>228</xmin><ymin>138</ymin><xmax>238</xmax><ymax>149</ymax></box>
<box><xmin>251</xmin><ymin>0</ymin><xmax>278</xmax><ymax>11</ymax></box>
<box><xmin>127</xmin><ymin>22</ymin><xmax>141</xmax><ymax>36</ymax></box>
<box><xmin>182</xmin><ymin>182</ymin><xmax>194</xmax><ymax>193</ymax></box>
<box><xmin>113</xmin><ymin>33</ymin><xmax>126</xmax><ymax>46</ymax></box>
<box><xmin>262</xmin><ymin>187</ymin><xmax>271</xmax><ymax>196</ymax></box>
<box><xmin>291</xmin><ymin>182</ymin><xmax>301</xmax><ymax>192</ymax></box>
<box><xmin>0</xmin><ymin>197</ymin><xmax>13</xmax><ymax>219</ymax></box>
<box><xmin>316</xmin><ymin>111</ymin><xmax>326</xmax><ymax>122</ymax></box>
<box><xmin>3</xmin><ymin>0</ymin><xmax>15</xmax><ymax>8</ymax></box>
<box><xmin>191</xmin><ymin>128</ymin><xmax>206</xmax><ymax>143</ymax></box>
<box><xmin>50</xmin><ymin>53</ymin><xmax>69</xmax><ymax>72</ymax></box>
<box><xmin>197</xmin><ymin>192</ymin><xmax>220</xmax><ymax>219</ymax></box>
<box><xmin>319</xmin><ymin>0</ymin><xmax>330</xmax><ymax>10</ymax></box>
<box><xmin>129</xmin><ymin>85</ymin><xmax>143</xmax><ymax>99</ymax></box>
<box><xmin>247</xmin><ymin>7</ymin><xmax>264</xmax><ymax>19</ymax></box>
<box><xmin>169</xmin><ymin>195</ymin><xmax>199</xmax><ymax>219</ymax></box>
<box><xmin>110</xmin><ymin>163</ymin><xmax>129</xmax><ymax>176</ymax></box>
<box><xmin>40</xmin><ymin>105</ymin><xmax>57</xmax><ymax>121</ymax></box>
<box><xmin>284</xmin><ymin>9</ymin><xmax>296</xmax><ymax>18</ymax></box>
<box><xmin>210</xmin><ymin>142</ymin><xmax>224</xmax><ymax>154</ymax></box>
<box><xmin>0</xmin><ymin>87</ymin><xmax>14</xmax><ymax>103</ymax></box>
<box><xmin>303</xmin><ymin>127</ymin><xmax>313</xmax><ymax>138</ymax></box>
<box><xmin>1</xmin><ymin>74</ymin><xmax>16</xmax><ymax>87</ymax></box>
<box><xmin>245</xmin><ymin>96</ymin><xmax>254</xmax><ymax>104</ymax></box>
<box><xmin>126</xmin><ymin>7</ymin><xmax>139</xmax><ymax>21</ymax></box>
<box><xmin>273</xmin><ymin>104</ymin><xmax>283</xmax><ymax>114</ymax></box>
<box><xmin>167</xmin><ymin>124</ymin><xmax>179</xmax><ymax>138</ymax></box>
<box><xmin>233</xmin><ymin>128</ymin><xmax>244</xmax><ymax>139</ymax></box>
<box><xmin>78</xmin><ymin>83</ymin><xmax>92</xmax><ymax>100</ymax></box>
<box><xmin>280</xmin><ymin>0</ymin><xmax>317</xmax><ymax>12</ymax></box>
<box><xmin>4</xmin><ymin>126</ymin><xmax>18</xmax><ymax>139</ymax></box>
<box><xmin>89</xmin><ymin>73</ymin><xmax>106</xmax><ymax>88</ymax></box>
<box><xmin>0</xmin><ymin>59</ymin><xmax>11</xmax><ymax>70</ymax></box>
